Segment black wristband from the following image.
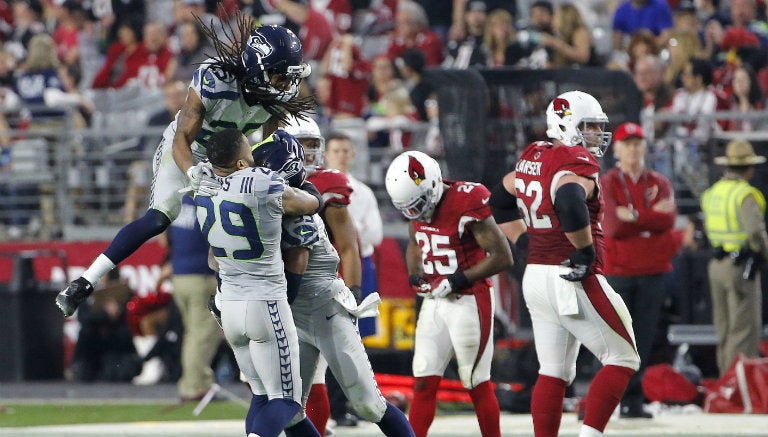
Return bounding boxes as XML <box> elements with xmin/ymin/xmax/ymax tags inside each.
<box><xmin>515</xmin><ymin>232</ymin><xmax>529</xmax><ymax>252</ymax></box>
<box><xmin>572</xmin><ymin>244</ymin><xmax>596</xmax><ymax>266</ymax></box>
<box><xmin>350</xmin><ymin>285</ymin><xmax>363</xmax><ymax>302</ymax></box>
<box><xmin>300</xmin><ymin>180</ymin><xmax>324</xmax><ymax>213</ymax></box>
<box><xmin>408</xmin><ymin>274</ymin><xmax>424</xmax><ymax>287</ymax></box>
<box><xmin>285</xmin><ymin>270</ymin><xmax>303</xmax><ymax>304</ymax></box>
<box><xmin>447</xmin><ymin>271</ymin><xmax>470</xmax><ymax>290</ymax></box>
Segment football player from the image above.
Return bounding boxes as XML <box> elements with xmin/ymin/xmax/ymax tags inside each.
<box><xmin>197</xmin><ymin>128</ymin><xmax>318</xmax><ymax>437</ymax></box>
<box><xmin>282</xmin><ymin>117</ymin><xmax>363</xmax><ymax>434</ymax></box>
<box><xmin>489</xmin><ymin>90</ymin><xmax>640</xmax><ymax>437</ymax></box>
<box><xmin>56</xmin><ymin>15</ymin><xmax>315</xmax><ymax>317</ymax></box>
<box><xmin>385</xmin><ymin>151</ymin><xmax>513</xmax><ymax>437</ymax></box>
<box><xmin>247</xmin><ymin>131</ymin><xmax>416</xmax><ymax>437</ymax></box>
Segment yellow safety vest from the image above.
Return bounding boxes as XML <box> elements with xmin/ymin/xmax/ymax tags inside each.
<box><xmin>701</xmin><ymin>178</ymin><xmax>767</xmax><ymax>253</ymax></box>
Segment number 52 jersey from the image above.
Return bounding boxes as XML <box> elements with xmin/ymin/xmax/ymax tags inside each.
<box><xmin>412</xmin><ymin>180</ymin><xmax>493</xmax><ymax>296</ymax></box>
<box><xmin>514</xmin><ymin>141</ymin><xmax>605</xmax><ymax>270</ymax></box>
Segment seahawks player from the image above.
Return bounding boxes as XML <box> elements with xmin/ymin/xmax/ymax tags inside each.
<box><xmin>200</xmin><ymin>128</ymin><xmax>318</xmax><ymax>437</ymax></box>
<box><xmin>56</xmin><ymin>13</ymin><xmax>315</xmax><ymax>317</ymax></box>
<box><xmin>249</xmin><ymin>132</ymin><xmax>416</xmax><ymax>437</ymax></box>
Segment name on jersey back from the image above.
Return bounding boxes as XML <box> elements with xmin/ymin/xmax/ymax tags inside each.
<box><xmin>515</xmin><ymin>159</ymin><xmax>542</xmax><ymax>176</ymax></box>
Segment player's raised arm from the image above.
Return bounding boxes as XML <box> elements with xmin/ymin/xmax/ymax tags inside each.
<box><xmin>172</xmin><ymin>87</ymin><xmax>205</xmax><ymax>175</ymax></box>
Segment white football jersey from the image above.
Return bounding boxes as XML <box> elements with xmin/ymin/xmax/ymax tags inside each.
<box><xmin>181</xmin><ymin>60</ymin><xmax>273</xmax><ymax>162</ymax></box>
<box><xmin>196</xmin><ymin>167</ymin><xmax>288</xmax><ymax>301</ymax></box>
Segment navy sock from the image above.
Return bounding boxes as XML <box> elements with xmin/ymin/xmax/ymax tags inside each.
<box><xmin>245</xmin><ymin>394</ymin><xmax>268</xmax><ymax>434</ymax></box>
<box><xmin>284</xmin><ymin>416</ymin><xmax>321</xmax><ymax>437</ymax></box>
<box><xmin>251</xmin><ymin>398</ymin><xmax>301</xmax><ymax>437</ymax></box>
<box><xmin>377</xmin><ymin>402</ymin><xmax>416</xmax><ymax>437</ymax></box>
<box><xmin>103</xmin><ymin>209</ymin><xmax>171</xmax><ymax>263</ymax></box>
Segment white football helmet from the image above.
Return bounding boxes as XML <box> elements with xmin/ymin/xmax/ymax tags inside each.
<box><xmin>545</xmin><ymin>90</ymin><xmax>612</xmax><ymax>157</ymax></box>
<box><xmin>281</xmin><ymin>116</ymin><xmax>325</xmax><ymax>171</ymax></box>
<box><xmin>385</xmin><ymin>151</ymin><xmax>444</xmax><ymax>221</ymax></box>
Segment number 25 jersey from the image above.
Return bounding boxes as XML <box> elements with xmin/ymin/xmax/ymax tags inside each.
<box><xmin>514</xmin><ymin>141</ymin><xmax>605</xmax><ymax>271</ymax></box>
<box><xmin>412</xmin><ymin>180</ymin><xmax>492</xmax><ymax>296</ymax></box>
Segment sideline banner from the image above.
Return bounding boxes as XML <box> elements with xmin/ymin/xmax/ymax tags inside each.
<box><xmin>0</xmin><ymin>240</ymin><xmax>166</xmax><ymax>296</ymax></box>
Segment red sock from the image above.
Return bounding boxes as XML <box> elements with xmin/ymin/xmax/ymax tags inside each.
<box><xmin>306</xmin><ymin>383</ymin><xmax>330</xmax><ymax>435</ymax></box>
<box><xmin>408</xmin><ymin>376</ymin><xmax>441</xmax><ymax>437</ymax></box>
<box><xmin>531</xmin><ymin>374</ymin><xmax>567</xmax><ymax>437</ymax></box>
<box><xmin>583</xmin><ymin>365</ymin><xmax>634</xmax><ymax>432</ymax></box>
<box><xmin>469</xmin><ymin>381</ymin><xmax>501</xmax><ymax>437</ymax></box>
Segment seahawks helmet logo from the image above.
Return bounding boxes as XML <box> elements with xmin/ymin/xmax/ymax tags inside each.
<box><xmin>552</xmin><ymin>98</ymin><xmax>571</xmax><ymax>119</ymax></box>
<box><xmin>246</xmin><ymin>33</ymin><xmax>273</xmax><ymax>59</ymax></box>
<box><xmin>408</xmin><ymin>155</ymin><xmax>425</xmax><ymax>185</ymax></box>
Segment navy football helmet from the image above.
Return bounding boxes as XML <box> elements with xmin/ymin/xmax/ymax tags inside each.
<box><xmin>241</xmin><ymin>25</ymin><xmax>311</xmax><ymax>103</ymax></box>
<box><xmin>252</xmin><ymin>130</ymin><xmax>307</xmax><ymax>187</ymax></box>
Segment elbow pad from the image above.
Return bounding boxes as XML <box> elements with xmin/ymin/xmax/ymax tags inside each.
<box><xmin>285</xmin><ymin>270</ymin><xmax>303</xmax><ymax>304</ymax></box>
<box><xmin>300</xmin><ymin>180</ymin><xmax>324</xmax><ymax>213</ymax></box>
<box><xmin>489</xmin><ymin>181</ymin><xmax>522</xmax><ymax>224</ymax></box>
<box><xmin>554</xmin><ymin>183</ymin><xmax>589</xmax><ymax>232</ymax></box>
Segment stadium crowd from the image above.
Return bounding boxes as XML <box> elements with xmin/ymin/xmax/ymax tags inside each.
<box><xmin>0</xmin><ymin>0</ymin><xmax>766</xmax><ymax>236</ymax></box>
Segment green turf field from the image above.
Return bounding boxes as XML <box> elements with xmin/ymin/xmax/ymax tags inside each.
<box><xmin>0</xmin><ymin>401</ymin><xmax>248</xmax><ymax>427</ymax></box>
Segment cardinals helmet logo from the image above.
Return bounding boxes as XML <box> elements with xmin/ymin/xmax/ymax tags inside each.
<box><xmin>408</xmin><ymin>155</ymin><xmax>426</xmax><ymax>185</ymax></box>
<box><xmin>552</xmin><ymin>98</ymin><xmax>571</xmax><ymax>119</ymax></box>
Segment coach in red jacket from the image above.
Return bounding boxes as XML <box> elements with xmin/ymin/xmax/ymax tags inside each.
<box><xmin>600</xmin><ymin>122</ymin><xmax>679</xmax><ymax>418</ymax></box>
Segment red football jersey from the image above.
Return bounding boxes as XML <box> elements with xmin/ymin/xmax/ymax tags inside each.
<box><xmin>514</xmin><ymin>141</ymin><xmax>605</xmax><ymax>271</ymax></box>
<box><xmin>412</xmin><ymin>180</ymin><xmax>493</xmax><ymax>296</ymax></box>
<box><xmin>308</xmin><ymin>167</ymin><xmax>353</xmax><ymax>207</ymax></box>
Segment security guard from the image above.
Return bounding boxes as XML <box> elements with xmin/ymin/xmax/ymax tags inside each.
<box><xmin>701</xmin><ymin>139</ymin><xmax>768</xmax><ymax>375</ymax></box>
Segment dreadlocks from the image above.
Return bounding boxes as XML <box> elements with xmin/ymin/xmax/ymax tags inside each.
<box><xmin>194</xmin><ymin>8</ymin><xmax>315</xmax><ymax>124</ymax></box>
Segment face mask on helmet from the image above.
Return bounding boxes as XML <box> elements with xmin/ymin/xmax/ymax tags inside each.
<box><xmin>545</xmin><ymin>90</ymin><xmax>612</xmax><ymax>157</ymax></box>
<box><xmin>385</xmin><ymin>151</ymin><xmax>444</xmax><ymax>221</ymax></box>
<box><xmin>240</xmin><ymin>25</ymin><xmax>311</xmax><ymax>105</ymax></box>
<box><xmin>281</xmin><ymin>116</ymin><xmax>325</xmax><ymax>171</ymax></box>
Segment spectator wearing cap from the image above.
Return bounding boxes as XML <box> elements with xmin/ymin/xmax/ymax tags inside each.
<box><xmin>672</xmin><ymin>0</ymin><xmax>700</xmax><ymax>33</ymax></box>
<box><xmin>701</xmin><ymin>138</ymin><xmax>768</xmax><ymax>376</ymax></box>
<box><xmin>443</xmin><ymin>0</ymin><xmax>487</xmax><ymax>69</ymax></box>
<box><xmin>600</xmin><ymin>121</ymin><xmax>679</xmax><ymax>419</ymax></box>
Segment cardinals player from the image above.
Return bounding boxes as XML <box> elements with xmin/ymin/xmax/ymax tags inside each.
<box><xmin>281</xmin><ymin>117</ymin><xmax>362</xmax><ymax>435</ymax></box>
<box><xmin>489</xmin><ymin>90</ymin><xmax>640</xmax><ymax>437</ymax></box>
<box><xmin>385</xmin><ymin>151</ymin><xmax>513</xmax><ymax>437</ymax></box>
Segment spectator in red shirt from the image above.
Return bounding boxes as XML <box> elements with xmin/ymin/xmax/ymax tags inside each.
<box><xmin>91</xmin><ymin>17</ymin><xmax>143</xmax><ymax>89</ymax></box>
<box><xmin>386</xmin><ymin>0</ymin><xmax>444</xmax><ymax>66</ymax></box>
<box><xmin>600</xmin><ymin>122</ymin><xmax>678</xmax><ymax>419</ymax></box>
<box><xmin>321</xmin><ymin>33</ymin><xmax>371</xmax><ymax>118</ymax></box>
<box><xmin>92</xmin><ymin>20</ymin><xmax>175</xmax><ymax>89</ymax></box>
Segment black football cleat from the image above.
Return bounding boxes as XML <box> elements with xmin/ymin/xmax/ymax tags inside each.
<box><xmin>56</xmin><ymin>277</ymin><xmax>94</xmax><ymax>317</ymax></box>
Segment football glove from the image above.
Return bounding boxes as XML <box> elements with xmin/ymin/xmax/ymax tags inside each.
<box><xmin>184</xmin><ymin>161</ymin><xmax>220</xmax><ymax>197</ymax></box>
<box><xmin>559</xmin><ymin>245</ymin><xmax>596</xmax><ymax>282</ymax></box>
<box><xmin>409</xmin><ymin>274</ymin><xmax>431</xmax><ymax>298</ymax></box>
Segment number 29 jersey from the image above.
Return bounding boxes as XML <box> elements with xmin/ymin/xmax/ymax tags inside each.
<box><xmin>412</xmin><ymin>180</ymin><xmax>493</xmax><ymax>296</ymax></box>
<box><xmin>514</xmin><ymin>141</ymin><xmax>605</xmax><ymax>271</ymax></box>
<box><xmin>195</xmin><ymin>167</ymin><xmax>288</xmax><ymax>301</ymax></box>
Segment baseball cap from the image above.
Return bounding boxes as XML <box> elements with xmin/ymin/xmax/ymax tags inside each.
<box><xmin>674</xmin><ymin>0</ymin><xmax>696</xmax><ymax>14</ymax></box>
<box><xmin>465</xmin><ymin>0</ymin><xmax>487</xmax><ymax>12</ymax></box>
<box><xmin>614</xmin><ymin>122</ymin><xmax>645</xmax><ymax>142</ymax></box>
